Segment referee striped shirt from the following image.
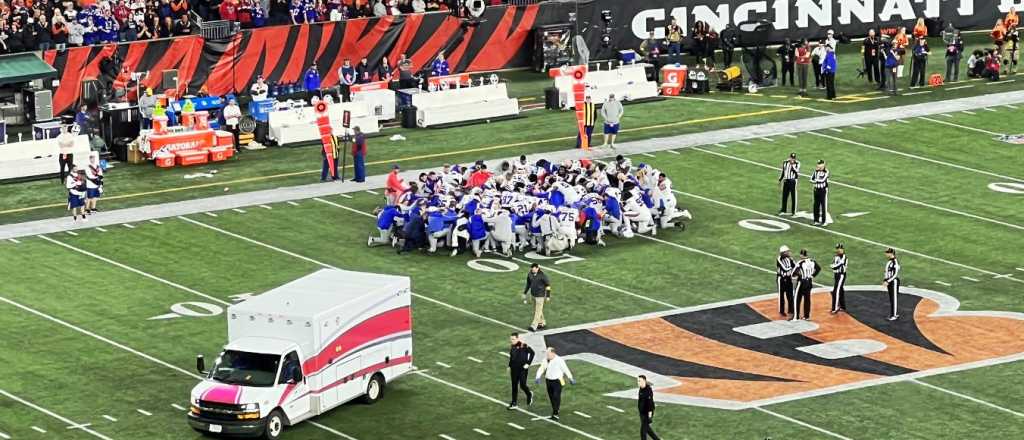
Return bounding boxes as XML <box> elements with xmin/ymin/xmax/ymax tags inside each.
<box><xmin>810</xmin><ymin>169</ymin><xmax>830</xmax><ymax>189</ymax></box>
<box><xmin>780</xmin><ymin>160</ymin><xmax>800</xmax><ymax>181</ymax></box>
<box><xmin>776</xmin><ymin>256</ymin><xmax>796</xmax><ymax>277</ymax></box>
<box><xmin>797</xmin><ymin>258</ymin><xmax>817</xmax><ymax>280</ymax></box>
<box><xmin>884</xmin><ymin>258</ymin><xmax>900</xmax><ymax>282</ymax></box>
<box><xmin>582</xmin><ymin>101</ymin><xmax>597</xmax><ymax>127</ymax></box>
<box><xmin>831</xmin><ymin>254</ymin><xmax>848</xmax><ymax>274</ymax></box>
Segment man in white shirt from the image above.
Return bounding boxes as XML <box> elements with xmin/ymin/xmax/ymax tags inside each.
<box><xmin>56</xmin><ymin>125</ymin><xmax>76</xmax><ymax>183</ymax></box>
<box><xmin>223</xmin><ymin>98</ymin><xmax>243</xmax><ymax>153</ymax></box>
<box><xmin>250</xmin><ymin>76</ymin><xmax>269</xmax><ymax>101</ymax></box>
<box><xmin>534</xmin><ymin>347</ymin><xmax>575</xmax><ymax>420</ymax></box>
<box><xmin>600</xmin><ymin>94</ymin><xmax>624</xmax><ymax>148</ymax></box>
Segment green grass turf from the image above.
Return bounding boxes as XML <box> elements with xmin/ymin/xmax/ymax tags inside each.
<box><xmin>2</xmin><ymin>34</ymin><xmax>1022</xmax><ymax>225</ymax></box>
<box><xmin>0</xmin><ymin>93</ymin><xmax>1022</xmax><ymax>439</ymax></box>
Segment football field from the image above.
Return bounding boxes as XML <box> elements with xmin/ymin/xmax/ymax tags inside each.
<box><xmin>1</xmin><ymin>111</ymin><xmax>1023</xmax><ymax>439</ymax></box>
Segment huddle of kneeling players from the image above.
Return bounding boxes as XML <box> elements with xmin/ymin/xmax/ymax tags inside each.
<box><xmin>776</xmin><ymin>245</ymin><xmax>902</xmax><ymax>321</ymax></box>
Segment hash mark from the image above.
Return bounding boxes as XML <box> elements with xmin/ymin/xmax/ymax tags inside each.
<box><xmin>102</xmin><ymin>415</ymin><xmax>117</xmax><ymax>422</ymax></box>
<box><xmin>260</xmin><ymin>205</ymin><xmax>273</xmax><ymax>210</ymax></box>
<box><xmin>287</xmin><ymin>201</ymin><xmax>300</xmax><ymax>206</ymax></box>
<box><xmin>641</xmin><ymin>153</ymin><xmax>656</xmax><ymax>158</ymax></box>
<box><xmin>498</xmin><ymin>352</ymin><xmax>510</xmax><ymax>357</ymax></box>
<box><xmin>507</xmin><ymin>422</ymin><xmax>525</xmax><ymax>430</ymax></box>
<box><xmin>829</xmin><ymin>128</ymin><xmax>843</xmax><ymax>133</ymax></box>
<box><xmin>573</xmin><ymin>411</ymin><xmax>591</xmax><ymax>419</ymax></box>
<box><xmin>6</xmin><ymin>239</ymin><xmax>19</xmax><ymax>244</ymax></box>
<box><xmin>137</xmin><ymin>409</ymin><xmax>152</xmax><ymax>416</ymax></box>
<box><xmin>666</xmin><ymin>150</ymin><xmax>680</xmax><ymax>154</ymax></box>
<box><xmin>66</xmin><ymin>231</ymin><xmax>78</xmax><ymax>236</ymax></box>
<box><xmin>961</xmin><ymin>110</ymin><xmax>976</xmax><ymax>115</ymax></box>
<box><xmin>95</xmin><ymin>227</ymin><xmax>107</xmax><ymax>232</ymax></box>
<box><xmin>736</xmin><ymin>140</ymin><xmax>752</xmax><ymax>145</ymax></box>
<box><xmin>783</xmin><ymin>134</ymin><xmax>798</xmax><ymax>138</ymax></box>
<box><xmin>935</xmin><ymin>281</ymin><xmax>951</xmax><ymax>286</ymax></box>
<box><xmin>466</xmin><ymin>357</ymin><xmax>483</xmax><ymax>364</ymax></box>
<box><xmin>338</xmin><ymin>193</ymin><xmax>353</xmax><ymax>199</ymax></box>
<box><xmin>232</xmin><ymin>208</ymin><xmax>246</xmax><ymax>213</ymax></box>
<box><xmin>171</xmin><ymin>404</ymin><xmax>186</xmax><ymax>411</ymax></box>
<box><xmin>896</xmin><ymin>119</ymin><xmax>911</xmax><ymax>124</ymax></box>
<box><xmin>0</xmin><ymin>431</ymin><xmax>9</xmax><ymax>439</ymax></box>
<box><xmin>122</xmin><ymin>223</ymin><xmax>135</xmax><ymax>229</ymax></box>
<box><xmin>32</xmin><ymin>426</ymin><xmax>46</xmax><ymax>433</ymax></box>
<box><xmin>204</xmin><ymin>212</ymin><xmax>218</xmax><ymax>217</ymax></box>
<box><xmin>873</xmin><ymin>122</ymin><xmax>888</xmax><ymax>127</ymax></box>
<box><xmin>435</xmin><ymin>361</ymin><xmax>452</xmax><ymax>368</ymax></box>
<box><xmin>439</xmin><ymin>435</ymin><xmax>456</xmax><ymax>440</ymax></box>
<box><xmin>938</xmin><ymin>113</ymin><xmax>955</xmax><ymax>118</ymax></box>
<box><xmin>365</xmin><ymin>190</ymin><xmax>379</xmax><ymax>195</ymax></box>
<box><xmin>473</xmin><ymin>428</ymin><xmax>491</xmax><ymax>436</ymax></box>
<box><xmin>606</xmin><ymin>405</ymin><xmax>625</xmax><ymax>413</ymax></box>
<box><xmin>149</xmin><ymin>219</ymin><xmax>163</xmax><ymax>225</ymax></box>
<box><xmin>961</xmin><ymin>276</ymin><xmax>980</xmax><ymax>282</ymax></box>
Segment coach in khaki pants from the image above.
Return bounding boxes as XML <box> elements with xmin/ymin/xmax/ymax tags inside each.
<box><xmin>523</xmin><ymin>264</ymin><xmax>551</xmax><ymax>332</ymax></box>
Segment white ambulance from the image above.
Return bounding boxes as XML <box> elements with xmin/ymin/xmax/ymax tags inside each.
<box><xmin>188</xmin><ymin>269</ymin><xmax>413</xmax><ymax>439</ymax></box>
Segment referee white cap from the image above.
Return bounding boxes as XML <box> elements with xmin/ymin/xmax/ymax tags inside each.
<box><xmin>779</xmin><ymin>245</ymin><xmax>790</xmax><ymax>253</ymax></box>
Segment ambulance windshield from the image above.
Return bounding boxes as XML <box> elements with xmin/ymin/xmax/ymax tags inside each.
<box><xmin>210</xmin><ymin>350</ymin><xmax>281</xmax><ymax>388</ymax></box>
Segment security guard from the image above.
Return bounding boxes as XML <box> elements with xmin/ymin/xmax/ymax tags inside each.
<box><xmin>810</xmin><ymin>159</ymin><xmax>830</xmax><ymax>226</ymax></box>
<box><xmin>776</xmin><ymin>245</ymin><xmax>797</xmax><ymax>318</ymax></box>
<box><xmin>507</xmin><ymin>333</ymin><xmax>535</xmax><ymax>410</ymax></box>
<box><xmin>522</xmin><ymin>263</ymin><xmax>551</xmax><ymax>332</ymax></box>
<box><xmin>793</xmin><ymin>249</ymin><xmax>820</xmax><ymax>321</ymax></box>
<box><xmin>883</xmin><ymin>248</ymin><xmax>901</xmax><ymax>321</ymax></box>
<box><xmin>830</xmin><ymin>244</ymin><xmax>848</xmax><ymax>314</ymax></box>
<box><xmin>778</xmin><ymin>153</ymin><xmax>800</xmax><ymax>216</ymax></box>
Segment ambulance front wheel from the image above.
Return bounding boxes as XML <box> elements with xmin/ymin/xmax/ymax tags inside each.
<box><xmin>362</xmin><ymin>373</ymin><xmax>385</xmax><ymax>404</ymax></box>
<box><xmin>263</xmin><ymin>410</ymin><xmax>285</xmax><ymax>440</ymax></box>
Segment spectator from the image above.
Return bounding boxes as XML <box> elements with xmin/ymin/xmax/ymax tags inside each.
<box><xmin>412</xmin><ymin>0</ymin><xmax>424</xmax><ymax>13</ymax></box>
<box><xmin>269</xmin><ymin>0</ymin><xmax>289</xmax><ymax>25</ymax></box>
<box><xmin>75</xmin><ymin>104</ymin><xmax>92</xmax><ymax>134</ymax></box>
<box><xmin>811</xmin><ymin>40</ymin><xmax>825</xmax><ymax>88</ymax></box>
<box><xmin>173</xmin><ymin>11</ymin><xmax>190</xmax><ymax>36</ymax></box>
<box><xmin>638</xmin><ymin>31</ymin><xmax>661</xmax><ymax>69</ymax></box>
<box><xmin>372</xmin><ymin>0</ymin><xmax>385</xmax><ymax>17</ymax></box>
<box><xmin>223</xmin><ymin>97</ymin><xmax>242</xmax><ymax>151</ymax></box>
<box><xmin>35</xmin><ymin>16</ymin><xmax>52</xmax><ymax>51</ymax></box>
<box><xmin>67</xmin><ymin>14</ymin><xmax>84</xmax><ymax>46</ymax></box>
<box><xmin>22</xmin><ymin>16</ymin><xmax>38</xmax><ymax>50</ymax></box>
<box><xmin>909</xmin><ymin>36</ymin><xmax>929</xmax><ymax>87</ymax></box>
<box><xmin>431</xmin><ymin>51</ymin><xmax>449</xmax><ymax>77</ymax></box>
<box><xmin>303</xmin><ymin>63</ymin><xmax>321</xmax><ymax>96</ymax></box>
<box><xmin>303</xmin><ymin>0</ymin><xmax>317</xmax><ymax>23</ymax></box>
<box><xmin>776</xmin><ymin>38</ymin><xmax>794</xmax><ymax>86</ymax></box>
<box><xmin>170</xmin><ymin>0</ymin><xmax>188</xmax><ymax>18</ymax></box>
<box><xmin>378</xmin><ymin>55</ymin><xmax>393</xmax><ymax>81</ymax></box>
<box><xmin>51</xmin><ymin>14</ymin><xmax>68</xmax><ymax>50</ymax></box>
<box><xmin>338</xmin><ymin>58</ymin><xmax>355</xmax><ymax>101</ymax></box>
<box><xmin>967</xmin><ymin>49</ymin><xmax>984</xmax><ymax>78</ymax></box>
<box><xmin>135</xmin><ymin>18</ymin><xmax>152</xmax><ymax>40</ymax></box>
<box><xmin>328</xmin><ymin>2</ymin><xmax>343</xmax><ymax>21</ymax></box>
<box><xmin>157</xmin><ymin>0</ymin><xmax>173</xmax><ymax>22</ymax></box>
<box><xmin>355</xmin><ymin>57</ymin><xmax>371</xmax><ymax>83</ymax></box>
<box><xmin>289</xmin><ymin>0</ymin><xmax>303</xmax><ymax>24</ymax></box>
<box><xmin>894</xmin><ymin>27</ymin><xmax>908</xmax><ymax>77</ymax></box>
<box><xmin>665</xmin><ymin>18</ymin><xmax>682</xmax><ymax>64</ymax></box>
<box><xmin>795</xmin><ymin>38</ymin><xmax>811</xmax><ymax>96</ymax></box>
<box><xmin>912</xmin><ymin>17</ymin><xmax>927</xmax><ymax>39</ymax></box>
<box><xmin>139</xmin><ymin>87</ymin><xmax>157</xmax><ymax>129</ymax></box>
<box><xmin>983</xmin><ymin>49</ymin><xmax>1000</xmax><ymax>80</ymax></box>
<box><xmin>238</xmin><ymin>0</ymin><xmax>253</xmax><ymax>27</ymax></box>
<box><xmin>397</xmin><ymin>53</ymin><xmax>414</xmax><ymax>87</ymax></box>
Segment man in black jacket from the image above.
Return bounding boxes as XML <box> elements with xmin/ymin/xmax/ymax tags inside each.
<box><xmin>507</xmin><ymin>333</ymin><xmax>535</xmax><ymax>410</ymax></box>
<box><xmin>777</xmin><ymin>38</ymin><xmax>795</xmax><ymax>86</ymax></box>
<box><xmin>863</xmin><ymin>29</ymin><xmax>880</xmax><ymax>83</ymax></box>
<box><xmin>638</xmin><ymin>375</ymin><xmax>661</xmax><ymax>440</ymax></box>
<box><xmin>523</xmin><ymin>263</ymin><xmax>551</xmax><ymax>332</ymax></box>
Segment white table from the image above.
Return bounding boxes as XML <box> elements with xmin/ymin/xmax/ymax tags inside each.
<box><xmin>554</xmin><ymin>63</ymin><xmax>659</xmax><ymax>110</ymax></box>
<box><xmin>411</xmin><ymin>83</ymin><xmax>519</xmax><ymax>128</ymax></box>
<box><xmin>268</xmin><ymin>101</ymin><xmax>380</xmax><ymax>145</ymax></box>
<box><xmin>0</xmin><ymin>135</ymin><xmax>91</xmax><ymax>180</ymax></box>
<box><xmin>352</xmin><ymin>88</ymin><xmax>396</xmax><ymax>122</ymax></box>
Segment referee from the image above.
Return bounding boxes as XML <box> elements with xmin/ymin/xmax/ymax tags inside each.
<box><xmin>830</xmin><ymin>244</ymin><xmax>848</xmax><ymax>314</ymax></box>
<box><xmin>883</xmin><ymin>248</ymin><xmax>901</xmax><ymax>321</ymax></box>
<box><xmin>776</xmin><ymin>245</ymin><xmax>797</xmax><ymax>318</ymax></box>
<box><xmin>576</xmin><ymin>96</ymin><xmax>596</xmax><ymax>149</ymax></box>
<box><xmin>778</xmin><ymin>153</ymin><xmax>800</xmax><ymax>216</ymax></box>
<box><xmin>810</xmin><ymin>159</ymin><xmax>830</xmax><ymax>226</ymax></box>
<box><xmin>793</xmin><ymin>249</ymin><xmax>820</xmax><ymax>321</ymax></box>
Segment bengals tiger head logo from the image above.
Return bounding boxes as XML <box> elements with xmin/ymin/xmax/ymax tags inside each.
<box><xmin>529</xmin><ymin>286</ymin><xmax>1024</xmax><ymax>410</ymax></box>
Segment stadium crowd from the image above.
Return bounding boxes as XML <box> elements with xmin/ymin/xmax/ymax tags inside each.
<box><xmin>368</xmin><ymin>154</ymin><xmax>692</xmax><ymax>257</ymax></box>
<box><xmin>0</xmin><ymin>0</ymin><xmax>526</xmax><ymax>54</ymax></box>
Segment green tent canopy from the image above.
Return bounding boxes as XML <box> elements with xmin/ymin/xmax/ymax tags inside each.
<box><xmin>0</xmin><ymin>53</ymin><xmax>58</xmax><ymax>87</ymax></box>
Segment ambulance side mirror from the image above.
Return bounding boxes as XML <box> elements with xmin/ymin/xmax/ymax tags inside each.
<box><xmin>196</xmin><ymin>355</ymin><xmax>207</xmax><ymax>375</ymax></box>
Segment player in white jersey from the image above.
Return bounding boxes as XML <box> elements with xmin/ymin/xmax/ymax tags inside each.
<box><xmin>623</xmin><ymin>195</ymin><xmax>656</xmax><ymax>236</ymax></box>
<box><xmin>653</xmin><ymin>172</ymin><xmax>691</xmax><ymax>228</ymax></box>
<box><xmin>556</xmin><ymin>205</ymin><xmax>580</xmax><ymax>248</ymax></box>
<box><xmin>485</xmin><ymin>208</ymin><xmax>515</xmax><ymax>256</ymax></box>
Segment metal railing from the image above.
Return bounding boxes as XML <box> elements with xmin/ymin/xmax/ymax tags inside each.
<box><xmin>190</xmin><ymin>11</ymin><xmax>239</xmax><ymax>41</ymax></box>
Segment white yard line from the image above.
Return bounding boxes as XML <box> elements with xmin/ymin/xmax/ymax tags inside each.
<box><xmin>984</xmin><ymin>79</ymin><xmax>1016</xmax><ymax>85</ymax></box>
<box><xmin>902</xmin><ymin>91</ymin><xmax>931</xmax><ymax>96</ymax></box>
<box><xmin>0</xmin><ymin>431</ymin><xmax>10</xmax><ymax>439</ymax></box>
<box><xmin>811</xmin><ymin>132</ymin><xmax>1021</xmax><ymax>181</ymax></box>
<box><xmin>755</xmin><ymin>407</ymin><xmax>853</xmax><ymax>440</ymax></box>
<box><xmin>38</xmin><ymin>235</ymin><xmax>231</xmax><ymax>306</ymax></box>
<box><xmin>67</xmin><ymin>423</ymin><xmax>93</xmax><ymax>431</ymax></box>
<box><xmin>945</xmin><ymin>85</ymin><xmax>974</xmax><ymax>91</ymax></box>
<box><xmin>694</xmin><ymin>147</ymin><xmax>1024</xmax><ymax>232</ymax></box>
<box><xmin>472</xmin><ymin>428</ymin><xmax>491</xmax><ymax>436</ymax></box>
<box><xmin>606</xmin><ymin>405</ymin><xmax>625</xmax><ymax>413</ymax></box>
<box><xmin>136</xmin><ymin>409</ymin><xmax>152</xmax><ymax>416</ymax></box>
<box><xmin>663</xmin><ymin>95</ymin><xmax>836</xmax><ymax>115</ymax></box>
<box><xmin>181</xmin><ymin>211</ymin><xmax>527</xmax><ymax>332</ymax></box>
<box><xmin>675</xmin><ymin>189</ymin><xmax>1023</xmax><ymax>284</ymax></box>
<box><xmin>413</xmin><ymin>371</ymin><xmax>605</xmax><ymax>440</ymax></box>
<box><xmin>911</xmin><ymin>379</ymin><xmax>1024</xmax><ymax>418</ymax></box>
<box><xmin>0</xmin><ymin>388</ymin><xmax>113</xmax><ymax>440</ymax></box>
<box><xmin>918</xmin><ymin>116</ymin><xmax>1004</xmax><ymax>136</ymax></box>
<box><xmin>102</xmin><ymin>415</ymin><xmax>117</xmax><ymax>422</ymax></box>
<box><xmin>149</xmin><ymin>219</ymin><xmax>163</xmax><ymax>225</ymax></box>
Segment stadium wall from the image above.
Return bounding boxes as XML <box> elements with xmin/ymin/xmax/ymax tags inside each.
<box><xmin>43</xmin><ymin>0</ymin><xmax>1012</xmax><ymax>115</ymax></box>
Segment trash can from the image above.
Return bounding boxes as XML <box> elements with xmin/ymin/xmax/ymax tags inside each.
<box><xmin>544</xmin><ymin>87</ymin><xmax>559</xmax><ymax>109</ymax></box>
<box><xmin>401</xmin><ymin>106</ymin><xmax>418</xmax><ymax>128</ymax></box>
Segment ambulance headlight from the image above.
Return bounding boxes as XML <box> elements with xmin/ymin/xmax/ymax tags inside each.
<box><xmin>240</xmin><ymin>403</ymin><xmax>259</xmax><ymax>411</ymax></box>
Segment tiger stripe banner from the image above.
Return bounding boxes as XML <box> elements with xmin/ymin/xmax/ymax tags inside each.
<box><xmin>43</xmin><ymin>5</ymin><xmax>541</xmax><ymax>115</ymax></box>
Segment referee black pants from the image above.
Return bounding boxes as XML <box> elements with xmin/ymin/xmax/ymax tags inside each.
<box><xmin>510</xmin><ymin>368</ymin><xmax>532</xmax><ymax>405</ymax></box>
<box><xmin>546</xmin><ymin>379</ymin><xmax>562</xmax><ymax>416</ymax></box>
<box><xmin>795</xmin><ymin>278</ymin><xmax>812</xmax><ymax>319</ymax></box>
<box><xmin>813</xmin><ymin>187</ymin><xmax>828</xmax><ymax>224</ymax></box>
<box><xmin>831</xmin><ymin>273</ymin><xmax>846</xmax><ymax>311</ymax></box>
<box><xmin>641</xmin><ymin>415</ymin><xmax>662</xmax><ymax>440</ymax></box>
<box><xmin>781</xmin><ymin>179</ymin><xmax>797</xmax><ymax>214</ymax></box>
<box><xmin>777</xmin><ymin>276</ymin><xmax>794</xmax><ymax>316</ymax></box>
<box><xmin>887</xmin><ymin>277</ymin><xmax>901</xmax><ymax>318</ymax></box>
